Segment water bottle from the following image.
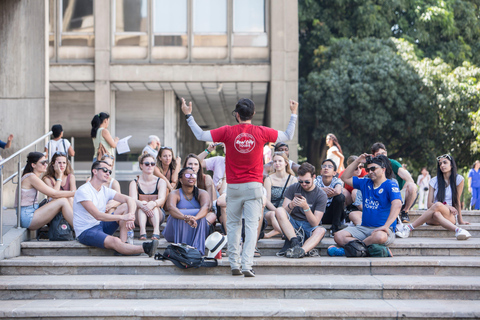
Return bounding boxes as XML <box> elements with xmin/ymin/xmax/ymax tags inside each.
<box><xmin>127</xmin><ymin>229</ymin><xmax>134</xmax><ymax>245</ymax></box>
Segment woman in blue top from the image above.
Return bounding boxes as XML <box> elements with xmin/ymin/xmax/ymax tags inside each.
<box><xmin>468</xmin><ymin>160</ymin><xmax>480</xmax><ymax>209</ymax></box>
<box><xmin>397</xmin><ymin>154</ymin><xmax>471</xmax><ymax>240</ymax></box>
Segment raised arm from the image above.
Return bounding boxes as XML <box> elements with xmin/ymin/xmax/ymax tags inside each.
<box><xmin>341</xmin><ymin>153</ymin><xmax>368</xmax><ymax>187</ymax></box>
<box><xmin>181</xmin><ymin>98</ymin><xmax>213</xmax><ymax>141</ymax></box>
<box><xmin>276</xmin><ymin>100</ymin><xmax>298</xmax><ymax>142</ymax></box>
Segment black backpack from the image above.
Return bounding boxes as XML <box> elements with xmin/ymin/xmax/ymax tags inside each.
<box><xmin>155</xmin><ymin>243</ymin><xmax>218</xmax><ymax>269</ymax></box>
<box><xmin>344</xmin><ymin>240</ymin><xmax>368</xmax><ymax>257</ymax></box>
<box><xmin>48</xmin><ymin>212</ymin><xmax>74</xmax><ymax>241</ymax></box>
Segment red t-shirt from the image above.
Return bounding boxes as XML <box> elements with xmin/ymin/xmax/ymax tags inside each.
<box><xmin>338</xmin><ymin>168</ymin><xmax>367</xmax><ymax>192</ymax></box>
<box><xmin>210</xmin><ymin>124</ymin><xmax>278</xmax><ymax>184</ymax></box>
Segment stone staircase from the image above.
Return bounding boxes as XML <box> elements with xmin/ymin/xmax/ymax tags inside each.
<box><xmin>0</xmin><ymin>210</ymin><xmax>479</xmax><ymax>319</ymax></box>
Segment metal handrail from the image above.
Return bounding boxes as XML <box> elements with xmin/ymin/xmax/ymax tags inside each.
<box><xmin>0</xmin><ymin>131</ymin><xmax>52</xmax><ymax>245</ymax></box>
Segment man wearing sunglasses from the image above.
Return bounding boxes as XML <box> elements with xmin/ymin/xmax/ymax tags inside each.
<box><xmin>275</xmin><ymin>162</ymin><xmax>327</xmax><ymax>258</ymax></box>
<box><xmin>371</xmin><ymin>142</ymin><xmax>418</xmax><ymax>224</ymax></box>
<box><xmin>330</xmin><ymin>154</ymin><xmax>402</xmax><ymax>256</ymax></box>
<box><xmin>314</xmin><ymin>159</ymin><xmax>346</xmax><ymax>235</ymax></box>
<box><xmin>181</xmin><ymin>97</ymin><xmax>298</xmax><ymax>277</ymax></box>
<box><xmin>73</xmin><ymin>161</ymin><xmax>158</xmax><ymax>257</ymax></box>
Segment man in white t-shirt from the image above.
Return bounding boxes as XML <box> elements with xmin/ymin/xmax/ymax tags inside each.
<box><xmin>73</xmin><ymin>160</ymin><xmax>158</xmax><ymax>256</ymax></box>
<box><xmin>142</xmin><ymin>135</ymin><xmax>161</xmax><ymax>158</ymax></box>
<box><xmin>45</xmin><ymin>124</ymin><xmax>75</xmax><ymax>160</ymax></box>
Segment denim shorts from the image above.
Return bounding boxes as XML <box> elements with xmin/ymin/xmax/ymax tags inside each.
<box><xmin>20</xmin><ymin>204</ymin><xmax>39</xmax><ymax>229</ymax></box>
<box><xmin>288</xmin><ymin>215</ymin><xmax>322</xmax><ymax>239</ymax></box>
<box><xmin>77</xmin><ymin>221</ymin><xmax>119</xmax><ymax>249</ymax></box>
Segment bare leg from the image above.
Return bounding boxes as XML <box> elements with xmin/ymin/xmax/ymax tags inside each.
<box><xmin>342</xmin><ymin>188</ymin><xmax>352</xmax><ymax>207</ymax></box>
<box><xmin>113</xmin><ymin>204</ymin><xmax>129</xmax><ymax>242</ymax></box>
<box><xmin>411</xmin><ymin>202</ymin><xmax>456</xmax><ymax>231</ymax></box>
<box><xmin>206</xmin><ymin>211</ymin><xmax>217</xmax><ymax>225</ymax></box>
<box><xmin>28</xmin><ymin>198</ymin><xmax>73</xmax><ymax>230</ymax></box>
<box><xmin>148</xmin><ymin>207</ymin><xmax>161</xmax><ymax>236</ymax></box>
<box><xmin>137</xmin><ymin>208</ymin><xmax>148</xmax><ymax>236</ymax></box>
<box><xmin>104</xmin><ymin>236</ymin><xmax>144</xmax><ymax>255</ymax></box>
<box><xmin>403</xmin><ymin>182</ymin><xmax>418</xmax><ymax>213</ymax></box>
<box><xmin>363</xmin><ymin>230</ymin><xmax>388</xmax><ymax>246</ymax></box>
<box><xmin>349</xmin><ymin>211</ymin><xmax>362</xmax><ymax>226</ymax></box>
<box><xmin>275</xmin><ymin>207</ymin><xmax>296</xmax><ymax>240</ymax></box>
<box><xmin>264</xmin><ymin>210</ymin><xmax>281</xmax><ymax>238</ymax></box>
<box><xmin>302</xmin><ymin>227</ymin><xmax>326</xmax><ymax>252</ymax></box>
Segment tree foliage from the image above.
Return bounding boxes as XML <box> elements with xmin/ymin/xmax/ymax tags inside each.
<box><xmin>299</xmin><ymin>0</ymin><xmax>480</xmax><ymax>173</ymax></box>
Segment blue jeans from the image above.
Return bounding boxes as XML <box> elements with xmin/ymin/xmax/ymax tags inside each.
<box><xmin>288</xmin><ymin>215</ymin><xmax>320</xmax><ymax>239</ymax></box>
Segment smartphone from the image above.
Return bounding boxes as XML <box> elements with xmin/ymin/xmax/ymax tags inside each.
<box><xmin>294</xmin><ymin>193</ymin><xmax>302</xmax><ymax>198</ymax></box>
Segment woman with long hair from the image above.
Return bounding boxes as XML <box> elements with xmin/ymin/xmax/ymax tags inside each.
<box><xmin>154</xmin><ymin>147</ymin><xmax>181</xmax><ymax>191</ymax></box>
<box><xmin>183</xmin><ymin>154</ymin><xmax>216</xmax><ymax>205</ymax></box>
<box><xmin>326</xmin><ymin>133</ymin><xmax>344</xmax><ymax>171</ymax></box>
<box><xmin>263</xmin><ymin>152</ymin><xmax>297</xmax><ymax>238</ymax></box>
<box><xmin>42</xmin><ymin>152</ymin><xmax>76</xmax><ymax>207</ymax></box>
<box><xmin>91</xmin><ymin>112</ymin><xmax>118</xmax><ymax>160</ymax></box>
<box><xmin>16</xmin><ymin>152</ymin><xmax>75</xmax><ymax>231</ymax></box>
<box><xmin>397</xmin><ymin>154</ymin><xmax>471</xmax><ymax>240</ymax></box>
<box><xmin>129</xmin><ymin>153</ymin><xmax>167</xmax><ymax>240</ymax></box>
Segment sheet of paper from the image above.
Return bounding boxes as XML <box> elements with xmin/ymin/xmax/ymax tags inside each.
<box><xmin>116</xmin><ymin>135</ymin><xmax>132</xmax><ymax>154</ymax></box>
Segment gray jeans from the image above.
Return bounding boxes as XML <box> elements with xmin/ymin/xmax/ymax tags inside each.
<box><xmin>226</xmin><ymin>182</ymin><xmax>263</xmax><ymax>271</ymax></box>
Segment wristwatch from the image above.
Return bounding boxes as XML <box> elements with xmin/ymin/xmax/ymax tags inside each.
<box><xmin>185</xmin><ymin>114</ymin><xmax>192</xmax><ymax>120</ymax></box>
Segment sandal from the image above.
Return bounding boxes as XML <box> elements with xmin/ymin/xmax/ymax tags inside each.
<box><xmin>254</xmin><ymin>247</ymin><xmax>261</xmax><ymax>258</ymax></box>
<box><xmin>151</xmin><ymin>234</ymin><xmax>160</xmax><ymax>240</ymax></box>
<box><xmin>139</xmin><ymin>234</ymin><xmax>147</xmax><ymax>240</ymax></box>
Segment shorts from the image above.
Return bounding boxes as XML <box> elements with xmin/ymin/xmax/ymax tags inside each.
<box><xmin>343</xmin><ymin>225</ymin><xmax>395</xmax><ymax>246</ymax></box>
<box><xmin>77</xmin><ymin>221</ymin><xmax>119</xmax><ymax>249</ymax></box>
<box><xmin>288</xmin><ymin>215</ymin><xmax>324</xmax><ymax>239</ymax></box>
<box><xmin>20</xmin><ymin>204</ymin><xmax>39</xmax><ymax>228</ymax></box>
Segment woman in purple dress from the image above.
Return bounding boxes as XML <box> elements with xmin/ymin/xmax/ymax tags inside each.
<box><xmin>163</xmin><ymin>167</ymin><xmax>211</xmax><ymax>254</ymax></box>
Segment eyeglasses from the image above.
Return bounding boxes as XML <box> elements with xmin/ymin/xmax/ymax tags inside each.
<box><xmin>97</xmin><ymin>167</ymin><xmax>112</xmax><ymax>175</ymax></box>
<box><xmin>321</xmin><ymin>164</ymin><xmax>334</xmax><ymax>169</ymax></box>
<box><xmin>298</xmin><ymin>180</ymin><xmax>311</xmax><ymax>184</ymax></box>
<box><xmin>142</xmin><ymin>162</ymin><xmax>156</xmax><ymax>167</ymax></box>
<box><xmin>184</xmin><ymin>173</ymin><xmax>197</xmax><ymax>179</ymax></box>
<box><xmin>436</xmin><ymin>154</ymin><xmax>452</xmax><ymax>161</ymax></box>
<box><xmin>365</xmin><ymin>166</ymin><xmax>381</xmax><ymax>173</ymax></box>
<box><xmin>38</xmin><ymin>160</ymin><xmax>48</xmax><ymax>165</ymax></box>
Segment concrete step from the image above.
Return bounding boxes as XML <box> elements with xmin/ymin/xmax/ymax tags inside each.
<box><xmin>1</xmin><ymin>274</ymin><xmax>479</xmax><ymax>301</ymax></box>
<box><xmin>409</xmin><ymin>210</ymin><xmax>480</xmax><ymax>223</ymax></box>
<box><xmin>1</xmin><ymin>255</ymin><xmax>479</xmax><ymax>276</ymax></box>
<box><xmin>0</xmin><ymin>298</ymin><xmax>478</xmax><ymax>319</ymax></box>
<box><xmin>20</xmin><ymin>237</ymin><xmax>480</xmax><ymax>257</ymax></box>
<box><xmin>406</xmin><ymin>223</ymin><xmax>480</xmax><ymax>238</ymax></box>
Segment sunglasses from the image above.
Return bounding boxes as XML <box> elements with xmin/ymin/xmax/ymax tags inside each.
<box><xmin>97</xmin><ymin>167</ymin><xmax>112</xmax><ymax>175</ymax></box>
<box><xmin>298</xmin><ymin>180</ymin><xmax>311</xmax><ymax>184</ymax></box>
<box><xmin>38</xmin><ymin>160</ymin><xmax>48</xmax><ymax>165</ymax></box>
<box><xmin>142</xmin><ymin>162</ymin><xmax>156</xmax><ymax>167</ymax></box>
<box><xmin>161</xmin><ymin>147</ymin><xmax>172</xmax><ymax>150</ymax></box>
<box><xmin>54</xmin><ymin>151</ymin><xmax>67</xmax><ymax>156</ymax></box>
<box><xmin>365</xmin><ymin>166</ymin><xmax>381</xmax><ymax>173</ymax></box>
<box><xmin>184</xmin><ymin>173</ymin><xmax>197</xmax><ymax>179</ymax></box>
<box><xmin>436</xmin><ymin>154</ymin><xmax>452</xmax><ymax>161</ymax></box>
<box><xmin>322</xmin><ymin>164</ymin><xmax>334</xmax><ymax>169</ymax></box>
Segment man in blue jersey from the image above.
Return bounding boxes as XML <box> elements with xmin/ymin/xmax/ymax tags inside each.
<box><xmin>329</xmin><ymin>154</ymin><xmax>402</xmax><ymax>255</ymax></box>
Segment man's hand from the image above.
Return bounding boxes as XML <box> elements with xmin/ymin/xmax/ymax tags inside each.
<box><xmin>289</xmin><ymin>100</ymin><xmax>298</xmax><ymax>114</ymax></box>
<box><xmin>372</xmin><ymin>225</ymin><xmax>389</xmax><ymax>234</ymax></box>
<box><xmin>292</xmin><ymin>195</ymin><xmax>308</xmax><ymax>211</ymax></box>
<box><xmin>7</xmin><ymin>134</ymin><xmax>13</xmax><ymax>142</ymax></box>
<box><xmin>181</xmin><ymin>98</ymin><xmax>192</xmax><ymax>115</ymax></box>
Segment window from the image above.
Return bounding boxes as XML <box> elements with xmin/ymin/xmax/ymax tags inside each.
<box><xmin>61</xmin><ymin>0</ymin><xmax>94</xmax><ymax>46</ymax></box>
<box><xmin>153</xmin><ymin>0</ymin><xmax>187</xmax><ymax>47</ymax></box>
<box><xmin>193</xmin><ymin>0</ymin><xmax>227</xmax><ymax>48</ymax></box>
<box><xmin>113</xmin><ymin>0</ymin><xmax>148</xmax><ymax>59</ymax></box>
<box><xmin>233</xmin><ymin>0</ymin><xmax>267</xmax><ymax>47</ymax></box>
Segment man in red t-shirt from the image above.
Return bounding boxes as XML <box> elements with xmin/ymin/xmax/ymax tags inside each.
<box><xmin>181</xmin><ymin>97</ymin><xmax>298</xmax><ymax>277</ymax></box>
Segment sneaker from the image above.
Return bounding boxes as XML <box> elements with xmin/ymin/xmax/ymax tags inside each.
<box><xmin>395</xmin><ymin>225</ymin><xmax>411</xmax><ymax>238</ymax></box>
<box><xmin>242</xmin><ymin>269</ymin><xmax>255</xmax><ymax>277</ymax></box>
<box><xmin>276</xmin><ymin>238</ymin><xmax>291</xmax><ymax>256</ymax></box>
<box><xmin>327</xmin><ymin>245</ymin><xmax>345</xmax><ymax>257</ymax></box>
<box><xmin>142</xmin><ymin>239</ymin><xmax>159</xmax><ymax>257</ymax></box>
<box><xmin>231</xmin><ymin>268</ymin><xmax>243</xmax><ymax>276</ymax></box>
<box><xmin>285</xmin><ymin>246</ymin><xmax>305</xmax><ymax>258</ymax></box>
<box><xmin>307</xmin><ymin>248</ymin><xmax>320</xmax><ymax>257</ymax></box>
<box><xmin>400</xmin><ymin>211</ymin><xmax>410</xmax><ymax>223</ymax></box>
<box><xmin>455</xmin><ymin>228</ymin><xmax>471</xmax><ymax>240</ymax></box>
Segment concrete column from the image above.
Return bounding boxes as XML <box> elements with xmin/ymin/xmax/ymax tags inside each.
<box><xmin>268</xmin><ymin>0</ymin><xmax>299</xmax><ymax>162</ymax></box>
<box><xmin>164</xmin><ymin>91</ymin><xmax>178</xmax><ymax>156</ymax></box>
<box><xmin>0</xmin><ymin>0</ymin><xmax>48</xmax><ymax>206</ymax></box>
<box><xmin>94</xmin><ymin>0</ymin><xmax>112</xmax><ymax>127</ymax></box>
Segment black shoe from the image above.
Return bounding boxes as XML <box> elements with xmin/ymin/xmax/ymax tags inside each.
<box><xmin>276</xmin><ymin>237</ymin><xmax>291</xmax><ymax>256</ymax></box>
<box><xmin>290</xmin><ymin>236</ymin><xmax>301</xmax><ymax>248</ymax></box>
<box><xmin>242</xmin><ymin>269</ymin><xmax>255</xmax><ymax>277</ymax></box>
<box><xmin>143</xmin><ymin>239</ymin><xmax>159</xmax><ymax>257</ymax></box>
<box><xmin>231</xmin><ymin>268</ymin><xmax>243</xmax><ymax>276</ymax></box>
<box><xmin>400</xmin><ymin>211</ymin><xmax>410</xmax><ymax>223</ymax></box>
<box><xmin>285</xmin><ymin>246</ymin><xmax>305</xmax><ymax>259</ymax></box>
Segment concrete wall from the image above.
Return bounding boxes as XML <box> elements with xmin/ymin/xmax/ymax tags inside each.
<box><xmin>0</xmin><ymin>0</ymin><xmax>48</xmax><ymax>206</ymax></box>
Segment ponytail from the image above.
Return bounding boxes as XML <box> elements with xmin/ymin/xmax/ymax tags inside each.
<box><xmin>22</xmin><ymin>152</ymin><xmax>44</xmax><ymax>176</ymax></box>
<box><xmin>91</xmin><ymin>112</ymin><xmax>110</xmax><ymax>138</ymax></box>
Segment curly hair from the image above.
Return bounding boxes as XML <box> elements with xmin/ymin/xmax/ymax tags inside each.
<box><xmin>177</xmin><ymin>167</ymin><xmax>200</xmax><ymax>202</ymax></box>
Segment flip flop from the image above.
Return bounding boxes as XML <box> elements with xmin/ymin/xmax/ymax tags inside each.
<box><xmin>151</xmin><ymin>234</ymin><xmax>160</xmax><ymax>240</ymax></box>
<box><xmin>139</xmin><ymin>234</ymin><xmax>147</xmax><ymax>240</ymax></box>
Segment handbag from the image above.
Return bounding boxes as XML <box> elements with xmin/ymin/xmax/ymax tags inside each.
<box><xmin>96</xmin><ymin>142</ymin><xmax>109</xmax><ymax>161</ymax></box>
<box><xmin>48</xmin><ymin>212</ymin><xmax>74</xmax><ymax>241</ymax></box>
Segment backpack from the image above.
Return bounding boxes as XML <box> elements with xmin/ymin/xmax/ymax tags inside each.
<box><xmin>48</xmin><ymin>212</ymin><xmax>75</xmax><ymax>241</ymax></box>
<box><xmin>154</xmin><ymin>243</ymin><xmax>218</xmax><ymax>269</ymax></box>
<box><xmin>344</xmin><ymin>240</ymin><xmax>368</xmax><ymax>257</ymax></box>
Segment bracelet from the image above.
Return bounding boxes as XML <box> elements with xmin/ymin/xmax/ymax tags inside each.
<box><xmin>205</xmin><ymin>149</ymin><xmax>210</xmax><ymax>154</ymax></box>
<box><xmin>288</xmin><ymin>203</ymin><xmax>293</xmax><ymax>210</ymax></box>
<box><xmin>56</xmin><ymin>179</ymin><xmax>62</xmax><ymax>182</ymax></box>
<box><xmin>304</xmin><ymin>207</ymin><xmax>311</xmax><ymax>212</ymax></box>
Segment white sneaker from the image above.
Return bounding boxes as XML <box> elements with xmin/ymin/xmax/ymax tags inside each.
<box><xmin>395</xmin><ymin>225</ymin><xmax>411</xmax><ymax>238</ymax></box>
<box><xmin>455</xmin><ymin>228</ymin><xmax>471</xmax><ymax>240</ymax></box>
